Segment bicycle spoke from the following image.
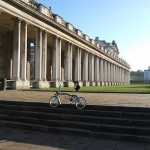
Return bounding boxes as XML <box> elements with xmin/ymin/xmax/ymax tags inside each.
<box><xmin>75</xmin><ymin>97</ymin><xmax>86</xmax><ymax>109</ymax></box>
<box><xmin>49</xmin><ymin>96</ymin><xmax>59</xmax><ymax>107</ymax></box>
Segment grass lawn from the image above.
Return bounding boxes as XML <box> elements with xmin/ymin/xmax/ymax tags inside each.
<box><xmin>30</xmin><ymin>84</ymin><xmax>150</xmax><ymax>94</ymax></box>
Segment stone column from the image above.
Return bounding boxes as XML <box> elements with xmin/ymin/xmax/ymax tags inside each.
<box><xmin>125</xmin><ymin>69</ymin><xmax>130</xmax><ymax>84</ymax></box>
<box><xmin>115</xmin><ymin>66</ymin><xmax>117</xmax><ymax>84</ymax></box>
<box><xmin>110</xmin><ymin>63</ymin><xmax>114</xmax><ymax>85</ymax></box>
<box><xmin>35</xmin><ymin>28</ymin><xmax>42</xmax><ymax>82</ymax></box>
<box><xmin>124</xmin><ymin>69</ymin><xmax>126</xmax><ymax>84</ymax></box>
<box><xmin>89</xmin><ymin>53</ymin><xmax>95</xmax><ymax>86</ymax></box>
<box><xmin>41</xmin><ymin>31</ymin><xmax>49</xmax><ymax>88</ymax></box>
<box><xmin>95</xmin><ymin>56</ymin><xmax>100</xmax><ymax>86</ymax></box>
<box><xmin>52</xmin><ymin>36</ymin><xmax>61</xmax><ymax>87</ymax></box>
<box><xmin>113</xmin><ymin>65</ymin><xmax>116</xmax><ymax>85</ymax></box>
<box><xmin>122</xmin><ymin>68</ymin><xmax>124</xmax><ymax>84</ymax></box>
<box><xmin>35</xmin><ymin>28</ymin><xmax>48</xmax><ymax>88</ymax></box>
<box><xmin>42</xmin><ymin>31</ymin><xmax>47</xmax><ymax>81</ymax></box>
<box><xmin>12</xmin><ymin>18</ymin><xmax>21</xmax><ymax>89</ymax></box>
<box><xmin>70</xmin><ymin>44</ymin><xmax>73</xmax><ymax>82</ymax></box>
<box><xmin>120</xmin><ymin>67</ymin><xmax>122</xmax><ymax>84</ymax></box>
<box><xmin>107</xmin><ymin>62</ymin><xmax>111</xmax><ymax>85</ymax></box>
<box><xmin>83</xmin><ymin>51</ymin><xmax>89</xmax><ymax>86</ymax></box>
<box><xmin>128</xmin><ymin>70</ymin><xmax>130</xmax><ymax>84</ymax></box>
<box><xmin>116</xmin><ymin>66</ymin><xmax>119</xmax><ymax>84</ymax></box>
<box><xmin>20</xmin><ymin>21</ymin><xmax>30</xmax><ymax>88</ymax></box>
<box><xmin>64</xmin><ymin>42</ymin><xmax>73</xmax><ymax>87</ymax></box>
<box><xmin>100</xmin><ymin>58</ymin><xmax>104</xmax><ymax>86</ymax></box>
<box><xmin>104</xmin><ymin>60</ymin><xmax>108</xmax><ymax>85</ymax></box>
<box><xmin>120</xmin><ymin>68</ymin><xmax>122</xmax><ymax>84</ymax></box>
<box><xmin>75</xmin><ymin>47</ymin><xmax>81</xmax><ymax>82</ymax></box>
<box><xmin>119</xmin><ymin>67</ymin><xmax>121</xmax><ymax>84</ymax></box>
<box><xmin>10</xmin><ymin>58</ymin><xmax>13</xmax><ymax>80</ymax></box>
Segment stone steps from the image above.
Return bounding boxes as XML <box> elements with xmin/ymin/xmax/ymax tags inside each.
<box><xmin>0</xmin><ymin>100</ymin><xmax>150</xmax><ymax>142</ymax></box>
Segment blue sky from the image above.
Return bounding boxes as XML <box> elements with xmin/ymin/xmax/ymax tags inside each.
<box><xmin>36</xmin><ymin>0</ymin><xmax>150</xmax><ymax>71</ymax></box>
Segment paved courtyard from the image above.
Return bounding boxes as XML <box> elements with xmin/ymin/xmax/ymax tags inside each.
<box><xmin>0</xmin><ymin>90</ymin><xmax>150</xmax><ymax>107</ymax></box>
<box><xmin>0</xmin><ymin>90</ymin><xmax>150</xmax><ymax>149</ymax></box>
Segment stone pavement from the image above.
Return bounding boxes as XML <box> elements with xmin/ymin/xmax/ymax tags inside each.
<box><xmin>0</xmin><ymin>126</ymin><xmax>149</xmax><ymax>150</ymax></box>
<box><xmin>0</xmin><ymin>90</ymin><xmax>150</xmax><ymax>149</ymax></box>
<box><xmin>0</xmin><ymin>90</ymin><xmax>150</xmax><ymax>107</ymax></box>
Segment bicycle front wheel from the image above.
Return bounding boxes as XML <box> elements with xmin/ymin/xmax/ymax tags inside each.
<box><xmin>75</xmin><ymin>97</ymin><xmax>86</xmax><ymax>109</ymax></box>
<box><xmin>49</xmin><ymin>96</ymin><xmax>59</xmax><ymax>108</ymax></box>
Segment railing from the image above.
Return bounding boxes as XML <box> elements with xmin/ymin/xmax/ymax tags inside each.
<box><xmin>0</xmin><ymin>79</ymin><xmax>14</xmax><ymax>90</ymax></box>
<box><xmin>61</xmin><ymin>20</ymin><xmax>66</xmax><ymax>27</ymax></box>
<box><xmin>6</xmin><ymin>80</ymin><xmax>15</xmax><ymax>89</ymax></box>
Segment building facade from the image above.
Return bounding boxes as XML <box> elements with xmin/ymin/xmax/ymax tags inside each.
<box><xmin>144</xmin><ymin>67</ymin><xmax>150</xmax><ymax>82</ymax></box>
<box><xmin>0</xmin><ymin>0</ymin><xmax>130</xmax><ymax>89</ymax></box>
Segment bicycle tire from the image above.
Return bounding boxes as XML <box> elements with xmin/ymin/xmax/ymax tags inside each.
<box><xmin>49</xmin><ymin>96</ymin><xmax>59</xmax><ymax>108</ymax></box>
<box><xmin>75</xmin><ymin>97</ymin><xmax>86</xmax><ymax>109</ymax></box>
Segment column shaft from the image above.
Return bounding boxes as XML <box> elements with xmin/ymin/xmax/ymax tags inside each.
<box><xmin>89</xmin><ymin>54</ymin><xmax>94</xmax><ymax>85</ymax></box>
<box><xmin>42</xmin><ymin>31</ymin><xmax>47</xmax><ymax>81</ymax></box>
<box><xmin>83</xmin><ymin>51</ymin><xmax>88</xmax><ymax>81</ymax></box>
<box><xmin>65</xmin><ymin>42</ymin><xmax>72</xmax><ymax>81</ymax></box>
<box><xmin>35</xmin><ymin>28</ymin><xmax>42</xmax><ymax>81</ymax></box>
<box><xmin>95</xmin><ymin>56</ymin><xmax>100</xmax><ymax>86</ymax></box>
<box><xmin>100</xmin><ymin>58</ymin><xmax>104</xmax><ymax>83</ymax></box>
<box><xmin>104</xmin><ymin>60</ymin><xmax>107</xmax><ymax>83</ymax></box>
<box><xmin>21</xmin><ymin>21</ymin><xmax>27</xmax><ymax>80</ymax></box>
<box><xmin>75</xmin><ymin>47</ymin><xmax>81</xmax><ymax>81</ymax></box>
<box><xmin>52</xmin><ymin>37</ymin><xmax>61</xmax><ymax>81</ymax></box>
<box><xmin>13</xmin><ymin>18</ymin><xmax>21</xmax><ymax>80</ymax></box>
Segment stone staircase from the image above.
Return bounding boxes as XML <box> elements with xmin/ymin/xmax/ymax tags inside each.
<box><xmin>0</xmin><ymin>100</ymin><xmax>150</xmax><ymax>142</ymax></box>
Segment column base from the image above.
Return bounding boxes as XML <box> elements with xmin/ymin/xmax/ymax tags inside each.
<box><xmin>78</xmin><ymin>82</ymin><xmax>83</xmax><ymax>87</ymax></box>
<box><xmin>51</xmin><ymin>81</ymin><xmax>62</xmax><ymax>88</ymax></box>
<box><xmin>96</xmin><ymin>81</ymin><xmax>100</xmax><ymax>86</ymax></box>
<box><xmin>83</xmin><ymin>81</ymin><xmax>90</xmax><ymax>87</ymax></box>
<box><xmin>13</xmin><ymin>79</ymin><xmax>30</xmax><ymax>89</ymax></box>
<box><xmin>90</xmin><ymin>81</ymin><xmax>96</xmax><ymax>86</ymax></box>
<box><xmin>35</xmin><ymin>80</ymin><xmax>49</xmax><ymax>88</ymax></box>
<box><xmin>100</xmin><ymin>82</ymin><xmax>105</xmax><ymax>86</ymax></box>
<box><xmin>104</xmin><ymin>82</ymin><xmax>108</xmax><ymax>86</ymax></box>
<box><xmin>108</xmin><ymin>82</ymin><xmax>112</xmax><ymax>86</ymax></box>
<box><xmin>64</xmin><ymin>81</ymin><xmax>74</xmax><ymax>87</ymax></box>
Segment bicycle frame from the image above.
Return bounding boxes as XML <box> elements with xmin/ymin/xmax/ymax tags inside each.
<box><xmin>49</xmin><ymin>79</ymin><xmax>86</xmax><ymax>109</ymax></box>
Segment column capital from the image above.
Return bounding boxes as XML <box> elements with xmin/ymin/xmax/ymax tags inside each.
<box><xmin>22</xmin><ymin>21</ymin><xmax>29</xmax><ymax>26</ymax></box>
<box><xmin>67</xmin><ymin>41</ymin><xmax>73</xmax><ymax>45</ymax></box>
<box><xmin>0</xmin><ymin>8</ymin><xmax>4</xmax><ymax>14</ymax></box>
<box><xmin>12</xmin><ymin>17</ymin><xmax>22</xmax><ymax>23</ymax></box>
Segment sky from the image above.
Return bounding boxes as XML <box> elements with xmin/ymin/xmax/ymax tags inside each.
<box><xmin>36</xmin><ymin>0</ymin><xmax>150</xmax><ymax>71</ymax></box>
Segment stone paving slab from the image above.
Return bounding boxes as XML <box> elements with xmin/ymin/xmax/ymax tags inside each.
<box><xmin>0</xmin><ymin>90</ymin><xmax>150</xmax><ymax>149</ymax></box>
<box><xmin>0</xmin><ymin>127</ymin><xmax>149</xmax><ymax>150</ymax></box>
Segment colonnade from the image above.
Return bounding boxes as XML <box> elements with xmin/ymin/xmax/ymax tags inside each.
<box><xmin>11</xmin><ymin>18</ymin><xmax>130</xmax><ymax>89</ymax></box>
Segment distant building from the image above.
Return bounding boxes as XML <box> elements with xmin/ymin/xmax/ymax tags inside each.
<box><xmin>144</xmin><ymin>67</ymin><xmax>150</xmax><ymax>82</ymax></box>
<box><xmin>95</xmin><ymin>37</ymin><xmax>119</xmax><ymax>58</ymax></box>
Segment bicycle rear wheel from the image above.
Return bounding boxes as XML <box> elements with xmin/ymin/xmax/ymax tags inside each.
<box><xmin>75</xmin><ymin>97</ymin><xmax>86</xmax><ymax>109</ymax></box>
<box><xmin>49</xmin><ymin>96</ymin><xmax>60</xmax><ymax>108</ymax></box>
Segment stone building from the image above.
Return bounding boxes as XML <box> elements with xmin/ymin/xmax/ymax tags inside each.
<box><xmin>144</xmin><ymin>67</ymin><xmax>150</xmax><ymax>82</ymax></box>
<box><xmin>0</xmin><ymin>0</ymin><xmax>130</xmax><ymax>89</ymax></box>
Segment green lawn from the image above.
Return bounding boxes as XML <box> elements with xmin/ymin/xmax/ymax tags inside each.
<box><xmin>30</xmin><ymin>84</ymin><xmax>150</xmax><ymax>94</ymax></box>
